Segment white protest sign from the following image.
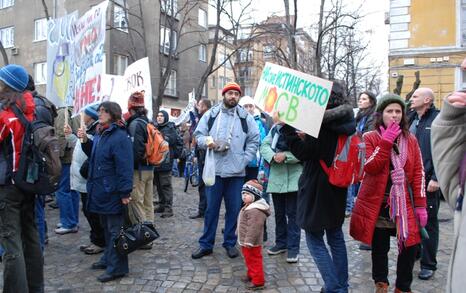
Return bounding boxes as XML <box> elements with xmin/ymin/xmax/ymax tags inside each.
<box><xmin>253</xmin><ymin>62</ymin><xmax>333</xmax><ymax>138</ymax></box>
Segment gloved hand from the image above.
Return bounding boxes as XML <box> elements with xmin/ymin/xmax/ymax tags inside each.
<box><xmin>379</xmin><ymin>122</ymin><xmax>401</xmax><ymax>144</ymax></box>
<box><xmin>415</xmin><ymin>207</ymin><xmax>428</xmax><ymax>227</ymax></box>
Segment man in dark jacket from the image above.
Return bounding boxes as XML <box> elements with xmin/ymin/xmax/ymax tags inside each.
<box><xmin>408</xmin><ymin>87</ymin><xmax>440</xmax><ymax>280</ymax></box>
<box><xmin>282</xmin><ymin>81</ymin><xmax>355</xmax><ymax>293</ymax></box>
<box><xmin>126</xmin><ymin>92</ymin><xmax>155</xmax><ymax>226</ymax></box>
<box><xmin>154</xmin><ymin>109</ymin><xmax>182</xmax><ymax>218</ymax></box>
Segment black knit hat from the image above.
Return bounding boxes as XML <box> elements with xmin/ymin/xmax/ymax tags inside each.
<box><xmin>376</xmin><ymin>93</ymin><xmax>406</xmax><ymax>113</ymax></box>
<box><xmin>327</xmin><ymin>80</ymin><xmax>349</xmax><ymax>109</ymax></box>
<box><xmin>242</xmin><ymin>180</ymin><xmax>263</xmax><ymax>202</ymax></box>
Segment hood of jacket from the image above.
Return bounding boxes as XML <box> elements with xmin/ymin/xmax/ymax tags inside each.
<box><xmin>322</xmin><ymin>104</ymin><xmax>356</xmax><ymax>136</ymax></box>
<box><xmin>158</xmin><ymin>110</ymin><xmax>169</xmax><ymax>126</ymax></box>
<box><xmin>245</xmin><ymin>198</ymin><xmax>271</xmax><ymax>216</ymax></box>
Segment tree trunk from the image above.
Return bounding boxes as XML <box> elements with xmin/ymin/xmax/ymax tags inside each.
<box><xmin>41</xmin><ymin>0</ymin><xmax>50</xmax><ymax>20</ymax></box>
<box><xmin>0</xmin><ymin>41</ymin><xmax>9</xmax><ymax>66</ymax></box>
<box><xmin>315</xmin><ymin>0</ymin><xmax>325</xmax><ymax>77</ymax></box>
<box><xmin>283</xmin><ymin>0</ymin><xmax>297</xmax><ymax>69</ymax></box>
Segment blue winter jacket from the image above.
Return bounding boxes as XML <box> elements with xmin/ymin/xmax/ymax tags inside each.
<box><xmin>84</xmin><ymin>123</ymin><xmax>134</xmax><ymax>215</ymax></box>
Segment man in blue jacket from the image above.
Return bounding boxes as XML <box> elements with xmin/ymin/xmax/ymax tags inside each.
<box><xmin>192</xmin><ymin>82</ymin><xmax>260</xmax><ymax>259</ymax></box>
<box><xmin>408</xmin><ymin>87</ymin><xmax>440</xmax><ymax>280</ymax></box>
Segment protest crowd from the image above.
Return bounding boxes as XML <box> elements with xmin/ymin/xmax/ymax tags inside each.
<box><xmin>0</xmin><ymin>55</ymin><xmax>465</xmax><ymax>293</ymax></box>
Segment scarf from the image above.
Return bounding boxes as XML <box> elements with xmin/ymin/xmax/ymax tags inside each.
<box><xmin>387</xmin><ymin>134</ymin><xmax>409</xmax><ymax>249</ymax></box>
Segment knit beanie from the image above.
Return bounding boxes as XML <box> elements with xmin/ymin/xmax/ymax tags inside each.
<box><xmin>376</xmin><ymin>93</ymin><xmax>406</xmax><ymax>113</ymax></box>
<box><xmin>239</xmin><ymin>95</ymin><xmax>255</xmax><ymax>107</ymax></box>
<box><xmin>84</xmin><ymin>103</ymin><xmax>100</xmax><ymax>120</ymax></box>
<box><xmin>242</xmin><ymin>180</ymin><xmax>263</xmax><ymax>202</ymax></box>
<box><xmin>0</xmin><ymin>64</ymin><xmax>29</xmax><ymax>92</ymax></box>
<box><xmin>222</xmin><ymin>82</ymin><xmax>242</xmax><ymax>96</ymax></box>
<box><xmin>128</xmin><ymin>91</ymin><xmax>145</xmax><ymax>110</ymax></box>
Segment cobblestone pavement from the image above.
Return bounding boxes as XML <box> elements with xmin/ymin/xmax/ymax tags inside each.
<box><xmin>0</xmin><ymin>177</ymin><xmax>454</xmax><ymax>292</ymax></box>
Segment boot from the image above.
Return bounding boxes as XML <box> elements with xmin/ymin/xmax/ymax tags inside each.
<box><xmin>161</xmin><ymin>208</ymin><xmax>173</xmax><ymax>218</ymax></box>
<box><xmin>394</xmin><ymin>288</ymin><xmax>411</xmax><ymax>293</ymax></box>
<box><xmin>375</xmin><ymin>282</ymin><xmax>388</xmax><ymax>293</ymax></box>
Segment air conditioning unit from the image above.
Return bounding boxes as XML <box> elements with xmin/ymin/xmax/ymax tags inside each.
<box><xmin>391</xmin><ymin>72</ymin><xmax>398</xmax><ymax>78</ymax></box>
<box><xmin>11</xmin><ymin>47</ymin><xmax>19</xmax><ymax>55</ymax></box>
<box><xmin>430</xmin><ymin>57</ymin><xmax>436</xmax><ymax>63</ymax></box>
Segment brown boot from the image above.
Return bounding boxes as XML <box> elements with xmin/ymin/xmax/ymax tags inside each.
<box><xmin>375</xmin><ymin>282</ymin><xmax>388</xmax><ymax>293</ymax></box>
<box><xmin>394</xmin><ymin>288</ymin><xmax>412</xmax><ymax>293</ymax></box>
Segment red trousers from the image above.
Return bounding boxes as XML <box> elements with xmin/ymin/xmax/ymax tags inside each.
<box><xmin>241</xmin><ymin>246</ymin><xmax>265</xmax><ymax>286</ymax></box>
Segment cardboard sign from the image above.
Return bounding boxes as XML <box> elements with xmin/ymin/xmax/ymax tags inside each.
<box><xmin>253</xmin><ymin>62</ymin><xmax>333</xmax><ymax>138</ymax></box>
<box><xmin>46</xmin><ymin>11</ymin><xmax>78</xmax><ymax>107</ymax></box>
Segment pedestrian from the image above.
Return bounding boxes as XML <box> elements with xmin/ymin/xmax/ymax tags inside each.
<box><xmin>189</xmin><ymin>98</ymin><xmax>212</xmax><ymax>219</ymax></box>
<box><xmin>408</xmin><ymin>87</ymin><xmax>440</xmax><ymax>280</ymax></box>
<box><xmin>54</xmin><ymin>106</ymin><xmax>81</xmax><ymax>234</ymax></box>
<box><xmin>65</xmin><ymin>103</ymin><xmax>105</xmax><ymax>255</ymax></box>
<box><xmin>125</xmin><ymin>91</ymin><xmax>155</xmax><ymax>231</ymax></box>
<box><xmin>238</xmin><ymin>180</ymin><xmax>270</xmax><ymax>290</ymax></box>
<box><xmin>431</xmin><ymin>91</ymin><xmax>466</xmax><ymax>293</ymax></box>
<box><xmin>260</xmin><ymin>119</ymin><xmax>302</xmax><ymax>263</ymax></box>
<box><xmin>281</xmin><ymin>80</ymin><xmax>354</xmax><ymax>293</ymax></box>
<box><xmin>350</xmin><ymin>93</ymin><xmax>427</xmax><ymax>293</ymax></box>
<box><xmin>78</xmin><ymin>101</ymin><xmax>133</xmax><ymax>283</ymax></box>
<box><xmin>191</xmin><ymin>82</ymin><xmax>260</xmax><ymax>259</ymax></box>
<box><xmin>0</xmin><ymin>64</ymin><xmax>44</xmax><ymax>292</ymax></box>
<box><xmin>154</xmin><ymin>109</ymin><xmax>183</xmax><ymax>218</ymax></box>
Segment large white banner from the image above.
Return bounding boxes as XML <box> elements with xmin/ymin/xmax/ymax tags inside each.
<box><xmin>101</xmin><ymin>57</ymin><xmax>153</xmax><ymax>118</ymax></box>
<box><xmin>253</xmin><ymin>62</ymin><xmax>333</xmax><ymax>138</ymax></box>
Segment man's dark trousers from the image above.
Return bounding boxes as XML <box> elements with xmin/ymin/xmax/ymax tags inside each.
<box><xmin>0</xmin><ymin>185</ymin><xmax>44</xmax><ymax>293</ymax></box>
<box><xmin>420</xmin><ymin>190</ymin><xmax>440</xmax><ymax>271</ymax></box>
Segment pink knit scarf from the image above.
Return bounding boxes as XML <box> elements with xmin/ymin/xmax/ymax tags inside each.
<box><xmin>388</xmin><ymin>134</ymin><xmax>409</xmax><ymax>250</ymax></box>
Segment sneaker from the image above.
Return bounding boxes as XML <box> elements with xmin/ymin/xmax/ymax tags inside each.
<box><xmin>56</xmin><ymin>222</ymin><xmax>63</xmax><ymax>228</ymax></box>
<box><xmin>54</xmin><ymin>226</ymin><xmax>78</xmax><ymax>235</ymax></box>
<box><xmin>84</xmin><ymin>244</ymin><xmax>104</xmax><ymax>255</ymax></box>
<box><xmin>79</xmin><ymin>244</ymin><xmax>90</xmax><ymax>252</ymax></box>
<box><xmin>267</xmin><ymin>246</ymin><xmax>287</xmax><ymax>255</ymax></box>
<box><xmin>246</xmin><ymin>283</ymin><xmax>265</xmax><ymax>290</ymax></box>
<box><xmin>359</xmin><ymin>243</ymin><xmax>372</xmax><ymax>251</ymax></box>
<box><xmin>286</xmin><ymin>252</ymin><xmax>299</xmax><ymax>263</ymax></box>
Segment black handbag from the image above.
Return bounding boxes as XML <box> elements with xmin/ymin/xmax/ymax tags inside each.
<box><xmin>114</xmin><ymin>206</ymin><xmax>160</xmax><ymax>255</ymax></box>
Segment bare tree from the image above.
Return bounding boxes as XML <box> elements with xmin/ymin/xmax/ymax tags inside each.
<box><xmin>0</xmin><ymin>42</ymin><xmax>8</xmax><ymax>66</ymax></box>
<box><xmin>41</xmin><ymin>0</ymin><xmax>51</xmax><ymax>20</ymax></box>
<box><xmin>283</xmin><ymin>0</ymin><xmax>298</xmax><ymax>69</ymax></box>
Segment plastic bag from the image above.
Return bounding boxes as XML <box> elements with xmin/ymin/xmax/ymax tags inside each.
<box><xmin>202</xmin><ymin>148</ymin><xmax>216</xmax><ymax>186</ymax></box>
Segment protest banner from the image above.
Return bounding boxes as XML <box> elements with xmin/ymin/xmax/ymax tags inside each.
<box><xmin>46</xmin><ymin>11</ymin><xmax>78</xmax><ymax>108</ymax></box>
<box><xmin>100</xmin><ymin>57</ymin><xmax>153</xmax><ymax>118</ymax></box>
<box><xmin>253</xmin><ymin>62</ymin><xmax>333</xmax><ymax>138</ymax></box>
<box><xmin>172</xmin><ymin>89</ymin><xmax>196</xmax><ymax>126</ymax></box>
<box><xmin>72</xmin><ymin>0</ymin><xmax>109</xmax><ymax>114</ymax></box>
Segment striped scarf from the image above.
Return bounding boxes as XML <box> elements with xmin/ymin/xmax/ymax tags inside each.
<box><xmin>388</xmin><ymin>134</ymin><xmax>409</xmax><ymax>250</ymax></box>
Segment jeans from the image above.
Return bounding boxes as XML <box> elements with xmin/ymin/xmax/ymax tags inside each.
<box><xmin>35</xmin><ymin>195</ymin><xmax>46</xmax><ymax>251</ymax></box>
<box><xmin>199</xmin><ymin>176</ymin><xmax>244</xmax><ymax>250</ymax></box>
<box><xmin>0</xmin><ymin>185</ymin><xmax>44</xmax><ymax>293</ymax></box>
<box><xmin>306</xmin><ymin>227</ymin><xmax>348</xmax><ymax>293</ymax></box>
<box><xmin>346</xmin><ymin>183</ymin><xmax>360</xmax><ymax>213</ymax></box>
<box><xmin>56</xmin><ymin>164</ymin><xmax>80</xmax><ymax>229</ymax></box>
<box><xmin>420</xmin><ymin>190</ymin><xmax>440</xmax><ymax>271</ymax></box>
<box><xmin>371</xmin><ymin>227</ymin><xmax>417</xmax><ymax>291</ymax></box>
<box><xmin>81</xmin><ymin>193</ymin><xmax>105</xmax><ymax>247</ymax></box>
<box><xmin>198</xmin><ymin>163</ymin><xmax>207</xmax><ymax>215</ymax></box>
<box><xmin>154</xmin><ymin>170</ymin><xmax>174</xmax><ymax>211</ymax></box>
<box><xmin>99</xmin><ymin>213</ymin><xmax>129</xmax><ymax>276</ymax></box>
<box><xmin>271</xmin><ymin>192</ymin><xmax>300</xmax><ymax>254</ymax></box>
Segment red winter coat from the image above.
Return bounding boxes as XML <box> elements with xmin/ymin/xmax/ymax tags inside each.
<box><xmin>350</xmin><ymin>130</ymin><xmax>426</xmax><ymax>247</ymax></box>
<box><xmin>0</xmin><ymin>91</ymin><xmax>35</xmax><ymax>172</ymax></box>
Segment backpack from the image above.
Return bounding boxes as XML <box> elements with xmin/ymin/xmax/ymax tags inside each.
<box><xmin>319</xmin><ymin>134</ymin><xmax>366</xmax><ymax>188</ymax></box>
<box><xmin>11</xmin><ymin>105</ymin><xmax>62</xmax><ymax>195</ymax></box>
<box><xmin>137</xmin><ymin>119</ymin><xmax>169</xmax><ymax>166</ymax></box>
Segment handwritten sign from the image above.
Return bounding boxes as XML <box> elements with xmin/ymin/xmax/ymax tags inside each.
<box><xmin>253</xmin><ymin>62</ymin><xmax>333</xmax><ymax>138</ymax></box>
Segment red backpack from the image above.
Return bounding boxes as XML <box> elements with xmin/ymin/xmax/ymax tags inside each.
<box><xmin>319</xmin><ymin>134</ymin><xmax>366</xmax><ymax>188</ymax></box>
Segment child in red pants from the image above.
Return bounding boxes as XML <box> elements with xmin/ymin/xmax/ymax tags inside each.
<box><xmin>238</xmin><ymin>180</ymin><xmax>271</xmax><ymax>290</ymax></box>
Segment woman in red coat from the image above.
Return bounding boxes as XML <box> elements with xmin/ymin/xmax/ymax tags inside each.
<box><xmin>350</xmin><ymin>94</ymin><xmax>427</xmax><ymax>293</ymax></box>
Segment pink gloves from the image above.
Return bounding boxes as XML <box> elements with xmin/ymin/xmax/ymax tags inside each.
<box><xmin>379</xmin><ymin>122</ymin><xmax>401</xmax><ymax>144</ymax></box>
<box><xmin>415</xmin><ymin>208</ymin><xmax>428</xmax><ymax>227</ymax></box>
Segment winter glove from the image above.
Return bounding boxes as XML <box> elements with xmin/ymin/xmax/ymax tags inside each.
<box><xmin>415</xmin><ymin>207</ymin><xmax>428</xmax><ymax>227</ymax></box>
<box><xmin>379</xmin><ymin>122</ymin><xmax>401</xmax><ymax>144</ymax></box>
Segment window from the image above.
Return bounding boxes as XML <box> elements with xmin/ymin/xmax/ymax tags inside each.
<box><xmin>161</xmin><ymin>0</ymin><xmax>177</xmax><ymax>17</ymax></box>
<box><xmin>198</xmin><ymin>8</ymin><xmax>207</xmax><ymax>28</ymax></box>
<box><xmin>113</xmin><ymin>54</ymin><xmax>128</xmax><ymax>75</ymax></box>
<box><xmin>462</xmin><ymin>0</ymin><xmax>466</xmax><ymax>46</ymax></box>
<box><xmin>163</xmin><ymin>69</ymin><xmax>177</xmax><ymax>96</ymax></box>
<box><xmin>238</xmin><ymin>48</ymin><xmax>253</xmax><ymax>62</ymax></box>
<box><xmin>202</xmin><ymin>82</ymin><xmax>207</xmax><ymax>97</ymax></box>
<box><xmin>160</xmin><ymin>26</ymin><xmax>177</xmax><ymax>55</ymax></box>
<box><xmin>199</xmin><ymin>44</ymin><xmax>206</xmax><ymax>62</ymax></box>
<box><xmin>211</xmin><ymin>76</ymin><xmax>216</xmax><ymax>88</ymax></box>
<box><xmin>0</xmin><ymin>0</ymin><xmax>14</xmax><ymax>9</ymax></box>
<box><xmin>263</xmin><ymin>44</ymin><xmax>274</xmax><ymax>59</ymax></box>
<box><xmin>113</xmin><ymin>0</ymin><xmax>128</xmax><ymax>33</ymax></box>
<box><xmin>34</xmin><ymin>18</ymin><xmax>47</xmax><ymax>42</ymax></box>
<box><xmin>34</xmin><ymin>62</ymin><xmax>47</xmax><ymax>85</ymax></box>
<box><xmin>0</xmin><ymin>26</ymin><xmax>14</xmax><ymax>48</ymax></box>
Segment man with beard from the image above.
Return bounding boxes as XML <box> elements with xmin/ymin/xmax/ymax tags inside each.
<box><xmin>191</xmin><ymin>82</ymin><xmax>260</xmax><ymax>259</ymax></box>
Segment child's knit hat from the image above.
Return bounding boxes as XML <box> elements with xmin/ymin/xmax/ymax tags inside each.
<box><xmin>242</xmin><ymin>180</ymin><xmax>263</xmax><ymax>202</ymax></box>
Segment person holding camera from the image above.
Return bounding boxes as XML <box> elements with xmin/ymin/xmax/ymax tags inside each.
<box><xmin>191</xmin><ymin>82</ymin><xmax>260</xmax><ymax>259</ymax></box>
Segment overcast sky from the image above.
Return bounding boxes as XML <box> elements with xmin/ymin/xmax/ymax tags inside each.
<box><xmin>210</xmin><ymin>0</ymin><xmax>390</xmax><ymax>91</ymax></box>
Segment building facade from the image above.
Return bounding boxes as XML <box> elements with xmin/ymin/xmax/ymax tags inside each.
<box><xmin>388</xmin><ymin>0</ymin><xmax>466</xmax><ymax>105</ymax></box>
<box><xmin>0</xmin><ymin>0</ymin><xmax>208</xmax><ymax>117</ymax></box>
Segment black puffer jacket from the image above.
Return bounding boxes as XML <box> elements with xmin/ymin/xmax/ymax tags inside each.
<box><xmin>282</xmin><ymin>104</ymin><xmax>356</xmax><ymax>232</ymax></box>
<box><xmin>32</xmin><ymin>91</ymin><xmax>57</xmax><ymax>126</ymax></box>
<box><xmin>155</xmin><ymin>111</ymin><xmax>182</xmax><ymax>172</ymax></box>
<box><xmin>127</xmin><ymin>114</ymin><xmax>152</xmax><ymax>170</ymax></box>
